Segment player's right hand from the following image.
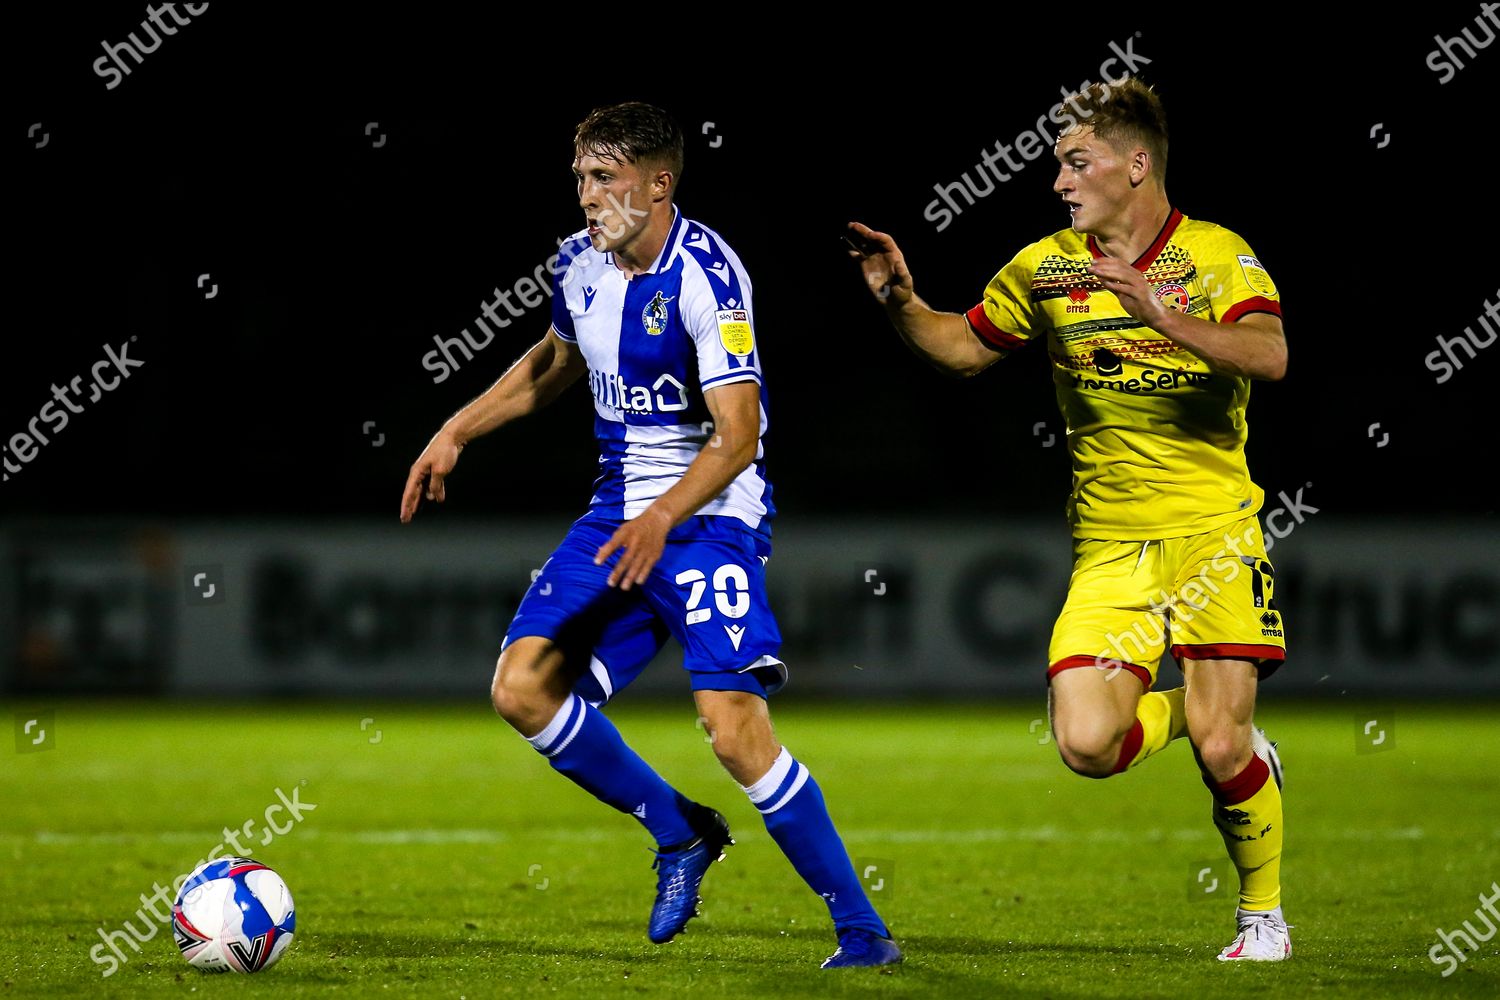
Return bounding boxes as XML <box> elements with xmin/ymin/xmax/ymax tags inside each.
<box><xmin>400</xmin><ymin>431</ymin><xmax>464</xmax><ymax>523</ymax></box>
<box><xmin>846</xmin><ymin>221</ymin><xmax>914</xmax><ymax>307</ymax></box>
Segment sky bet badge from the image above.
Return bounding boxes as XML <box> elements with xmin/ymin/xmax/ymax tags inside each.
<box><xmin>717</xmin><ymin>309</ymin><xmax>754</xmax><ymax>356</ymax></box>
<box><xmin>1237</xmin><ymin>254</ymin><xmax>1277</xmax><ymax>296</ymax></box>
<box><xmin>642</xmin><ymin>291</ymin><xmax>674</xmax><ymax>336</ymax></box>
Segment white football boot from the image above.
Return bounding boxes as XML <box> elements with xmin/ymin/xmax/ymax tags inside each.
<box><xmin>1252</xmin><ymin>727</ymin><xmax>1283</xmax><ymax>789</ymax></box>
<box><xmin>1218</xmin><ymin>905</ymin><xmax>1292</xmax><ymax>961</ymax></box>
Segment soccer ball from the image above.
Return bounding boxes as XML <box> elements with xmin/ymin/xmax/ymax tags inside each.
<box><xmin>171</xmin><ymin>857</ymin><xmax>295</xmax><ymax>973</ymax></box>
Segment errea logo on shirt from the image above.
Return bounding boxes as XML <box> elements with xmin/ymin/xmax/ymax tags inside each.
<box><xmin>590</xmin><ymin>370</ymin><xmax>691</xmax><ymax>413</ymax></box>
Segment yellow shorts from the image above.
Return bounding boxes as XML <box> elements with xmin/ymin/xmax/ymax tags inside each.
<box><xmin>1046</xmin><ymin>515</ymin><xmax>1286</xmax><ymax>690</ymax></box>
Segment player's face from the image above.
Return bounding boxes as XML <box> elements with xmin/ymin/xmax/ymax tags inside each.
<box><xmin>573</xmin><ymin>153</ymin><xmax>650</xmax><ymax>255</ymax></box>
<box><xmin>1052</xmin><ymin>127</ymin><xmax>1134</xmax><ymax>234</ymax></box>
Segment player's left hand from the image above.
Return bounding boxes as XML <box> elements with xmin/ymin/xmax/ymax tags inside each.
<box><xmin>1089</xmin><ymin>258</ymin><xmax>1165</xmax><ymax>325</ymax></box>
<box><xmin>595</xmin><ymin>507</ymin><xmax>672</xmax><ymax>590</ymax></box>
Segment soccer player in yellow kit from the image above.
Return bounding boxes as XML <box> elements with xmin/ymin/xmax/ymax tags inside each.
<box><xmin>848</xmin><ymin>76</ymin><xmax>1291</xmax><ymax>961</ymax></box>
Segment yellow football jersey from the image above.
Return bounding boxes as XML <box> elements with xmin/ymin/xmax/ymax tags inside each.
<box><xmin>966</xmin><ymin>209</ymin><xmax>1282</xmax><ymax>540</ymax></box>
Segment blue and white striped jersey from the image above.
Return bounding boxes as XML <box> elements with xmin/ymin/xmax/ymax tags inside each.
<box><xmin>550</xmin><ymin>207</ymin><xmax>774</xmax><ymax>532</ymax></box>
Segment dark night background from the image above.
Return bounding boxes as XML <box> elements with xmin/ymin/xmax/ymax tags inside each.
<box><xmin>9</xmin><ymin>8</ymin><xmax>1494</xmax><ymax>526</ymax></box>
<box><xmin>6</xmin><ymin>17</ymin><xmax>1498</xmax><ymax>995</ymax></box>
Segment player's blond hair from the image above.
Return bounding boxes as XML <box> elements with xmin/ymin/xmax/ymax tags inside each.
<box><xmin>1065</xmin><ymin>76</ymin><xmax>1169</xmax><ymax>182</ymax></box>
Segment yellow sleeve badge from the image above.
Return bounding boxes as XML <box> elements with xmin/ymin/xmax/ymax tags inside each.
<box><xmin>1236</xmin><ymin>254</ymin><xmax>1277</xmax><ymax>297</ymax></box>
<box><xmin>716</xmin><ymin>309</ymin><xmax>754</xmax><ymax>356</ymax></box>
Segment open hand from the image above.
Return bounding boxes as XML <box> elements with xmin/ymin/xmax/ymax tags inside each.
<box><xmin>594</xmin><ymin>507</ymin><xmax>672</xmax><ymax>590</ymax></box>
<box><xmin>847</xmin><ymin>221</ymin><xmax>914</xmax><ymax>307</ymax></box>
<box><xmin>400</xmin><ymin>432</ymin><xmax>463</xmax><ymax>523</ymax></box>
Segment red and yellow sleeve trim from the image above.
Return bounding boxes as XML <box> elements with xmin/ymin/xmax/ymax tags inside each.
<box><xmin>966</xmin><ymin>303</ymin><xmax>1028</xmax><ymax>352</ymax></box>
<box><xmin>1221</xmin><ymin>297</ymin><xmax>1282</xmax><ymax>324</ymax></box>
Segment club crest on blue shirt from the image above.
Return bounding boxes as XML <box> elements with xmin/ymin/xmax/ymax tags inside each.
<box><xmin>642</xmin><ymin>291</ymin><xmax>674</xmax><ymax>336</ymax></box>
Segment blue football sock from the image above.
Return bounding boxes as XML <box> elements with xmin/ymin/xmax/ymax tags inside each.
<box><xmin>743</xmin><ymin>748</ymin><xmax>889</xmax><ymax>937</ymax></box>
<box><xmin>527</xmin><ymin>694</ymin><xmax>696</xmax><ymax>848</ymax></box>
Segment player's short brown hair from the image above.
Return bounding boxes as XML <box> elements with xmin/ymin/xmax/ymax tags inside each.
<box><xmin>1065</xmin><ymin>76</ymin><xmax>1169</xmax><ymax>181</ymax></box>
<box><xmin>574</xmin><ymin>102</ymin><xmax>684</xmax><ymax>189</ymax></box>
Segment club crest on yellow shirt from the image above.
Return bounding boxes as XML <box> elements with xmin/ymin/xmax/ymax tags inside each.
<box><xmin>1155</xmin><ymin>282</ymin><xmax>1191</xmax><ymax>313</ymax></box>
<box><xmin>642</xmin><ymin>291</ymin><xmax>674</xmax><ymax>336</ymax></box>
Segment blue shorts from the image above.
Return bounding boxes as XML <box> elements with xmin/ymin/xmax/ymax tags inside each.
<box><xmin>503</xmin><ymin>514</ymin><xmax>787</xmax><ymax>702</ymax></box>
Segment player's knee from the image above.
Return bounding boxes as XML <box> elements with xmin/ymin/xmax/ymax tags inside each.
<box><xmin>1056</xmin><ymin>745</ymin><xmax>1117</xmax><ymax>779</ymax></box>
<box><xmin>1053</xmin><ymin>723</ymin><xmax>1125</xmax><ymax>779</ymax></box>
<box><xmin>1193</xmin><ymin>730</ymin><xmax>1252</xmax><ymax>782</ymax></box>
<box><xmin>703</xmin><ymin>721</ymin><xmax>777</xmax><ymax>785</ymax></box>
<box><xmin>490</xmin><ymin>647</ymin><xmax>546</xmax><ymax>727</ymax></box>
<box><xmin>489</xmin><ymin>661</ymin><xmax>524</xmax><ymax>722</ymax></box>
<box><xmin>706</xmin><ymin>727</ymin><xmax>750</xmax><ymax>772</ymax></box>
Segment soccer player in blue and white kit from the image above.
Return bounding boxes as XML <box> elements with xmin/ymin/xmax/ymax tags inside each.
<box><xmin>399</xmin><ymin>102</ymin><xmax>900</xmax><ymax>969</ymax></box>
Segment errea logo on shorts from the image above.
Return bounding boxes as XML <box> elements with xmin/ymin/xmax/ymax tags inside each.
<box><xmin>590</xmin><ymin>370</ymin><xmax>690</xmax><ymax>413</ymax></box>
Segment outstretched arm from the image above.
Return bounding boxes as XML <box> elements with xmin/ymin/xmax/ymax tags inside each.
<box><xmin>399</xmin><ymin>328</ymin><xmax>587</xmax><ymax>522</ymax></box>
<box><xmin>847</xmin><ymin>221</ymin><xmax>1001</xmax><ymax>378</ymax></box>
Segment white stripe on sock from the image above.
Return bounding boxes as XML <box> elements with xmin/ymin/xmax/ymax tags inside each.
<box><xmin>741</xmin><ymin>747</ymin><xmax>795</xmax><ymax>805</ymax></box>
<box><xmin>761</xmin><ymin>764</ymin><xmax>809</xmax><ymax>815</ymax></box>
<box><xmin>526</xmin><ymin>694</ymin><xmax>580</xmax><ymax>753</ymax></box>
<box><xmin>546</xmin><ymin>701</ymin><xmax>589</xmax><ymax>758</ymax></box>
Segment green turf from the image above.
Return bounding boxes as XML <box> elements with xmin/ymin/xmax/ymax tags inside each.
<box><xmin>1</xmin><ymin>700</ymin><xmax>1497</xmax><ymax>998</ymax></box>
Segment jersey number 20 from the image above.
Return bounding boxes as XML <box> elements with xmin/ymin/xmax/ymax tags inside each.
<box><xmin>676</xmin><ymin>566</ymin><xmax>750</xmax><ymax>625</ymax></box>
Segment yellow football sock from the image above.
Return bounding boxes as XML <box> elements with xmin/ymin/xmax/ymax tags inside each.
<box><xmin>1115</xmin><ymin>687</ymin><xmax>1187</xmax><ymax>771</ymax></box>
<box><xmin>1209</xmin><ymin>754</ymin><xmax>1283</xmax><ymax>911</ymax></box>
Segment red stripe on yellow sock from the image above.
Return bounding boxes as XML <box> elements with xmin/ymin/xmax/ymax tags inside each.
<box><xmin>1112</xmin><ymin>720</ymin><xmax>1144</xmax><ymax>774</ymax></box>
<box><xmin>1207</xmin><ymin>754</ymin><xmax>1270</xmax><ymax>805</ymax></box>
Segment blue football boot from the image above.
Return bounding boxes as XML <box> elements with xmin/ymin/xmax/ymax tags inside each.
<box><xmin>647</xmin><ymin>806</ymin><xmax>733</xmax><ymax>943</ymax></box>
<box><xmin>821</xmin><ymin>928</ymin><xmax>904</xmax><ymax>969</ymax></box>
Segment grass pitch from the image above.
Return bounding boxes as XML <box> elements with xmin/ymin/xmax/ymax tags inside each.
<box><xmin>2</xmin><ymin>699</ymin><xmax>1497</xmax><ymax>998</ymax></box>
